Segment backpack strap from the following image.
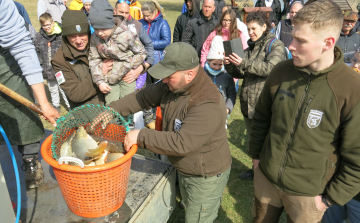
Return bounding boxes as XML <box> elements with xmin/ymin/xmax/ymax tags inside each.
<box><xmin>266</xmin><ymin>38</ymin><xmax>277</xmax><ymax>57</ymax></box>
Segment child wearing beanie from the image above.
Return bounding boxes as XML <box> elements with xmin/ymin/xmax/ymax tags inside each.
<box><xmin>88</xmin><ymin>0</ymin><xmax>147</xmax><ymax>105</ymax></box>
<box><xmin>205</xmin><ymin>36</ymin><xmax>236</xmax><ymax>127</ymax></box>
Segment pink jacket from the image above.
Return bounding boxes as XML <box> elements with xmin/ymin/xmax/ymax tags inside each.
<box><xmin>200</xmin><ymin>28</ymin><xmax>248</xmax><ymax>67</ymax></box>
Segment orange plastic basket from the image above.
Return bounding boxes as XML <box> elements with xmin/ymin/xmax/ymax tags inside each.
<box><xmin>41</xmin><ymin>124</ymin><xmax>137</xmax><ymax>218</ymax></box>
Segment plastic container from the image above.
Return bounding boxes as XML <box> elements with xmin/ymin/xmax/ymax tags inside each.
<box><xmin>41</xmin><ymin>133</ymin><xmax>137</xmax><ymax>218</ymax></box>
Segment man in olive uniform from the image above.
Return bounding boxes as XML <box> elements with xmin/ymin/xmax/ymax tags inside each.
<box><xmin>107</xmin><ymin>42</ymin><xmax>232</xmax><ymax>222</ymax></box>
<box><xmin>0</xmin><ymin>0</ymin><xmax>59</xmax><ymax>189</ymax></box>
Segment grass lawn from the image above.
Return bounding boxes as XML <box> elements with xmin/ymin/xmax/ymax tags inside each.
<box><xmin>17</xmin><ymin>0</ymin><xmax>288</xmax><ymax>222</ymax></box>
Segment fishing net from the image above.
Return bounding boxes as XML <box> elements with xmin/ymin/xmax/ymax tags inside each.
<box><xmin>51</xmin><ymin>104</ymin><xmax>132</xmax><ymax>160</ymax></box>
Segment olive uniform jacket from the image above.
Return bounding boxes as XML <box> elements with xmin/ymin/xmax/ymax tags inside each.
<box><xmin>51</xmin><ymin>37</ymin><xmax>105</xmax><ymax>109</ymax></box>
<box><xmin>250</xmin><ymin>47</ymin><xmax>360</xmax><ymax>206</ymax></box>
<box><xmin>109</xmin><ymin>67</ymin><xmax>232</xmax><ymax>177</ymax></box>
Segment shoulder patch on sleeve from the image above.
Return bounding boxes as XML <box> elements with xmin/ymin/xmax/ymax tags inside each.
<box><xmin>55</xmin><ymin>71</ymin><xmax>65</xmax><ymax>85</ymax></box>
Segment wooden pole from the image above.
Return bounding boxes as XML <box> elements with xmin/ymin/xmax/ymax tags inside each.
<box><xmin>0</xmin><ymin>83</ymin><xmax>43</xmax><ymax>116</ymax></box>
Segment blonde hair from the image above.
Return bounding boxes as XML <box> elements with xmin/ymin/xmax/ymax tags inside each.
<box><xmin>293</xmin><ymin>0</ymin><xmax>342</xmax><ymax>37</ymax></box>
<box><xmin>39</xmin><ymin>12</ymin><xmax>53</xmax><ymax>24</ymax></box>
<box><xmin>142</xmin><ymin>0</ymin><xmax>166</xmax><ymax>18</ymax></box>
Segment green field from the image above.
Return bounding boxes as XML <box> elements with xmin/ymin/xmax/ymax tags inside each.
<box><xmin>16</xmin><ymin>0</ymin><xmax>288</xmax><ymax>222</ymax></box>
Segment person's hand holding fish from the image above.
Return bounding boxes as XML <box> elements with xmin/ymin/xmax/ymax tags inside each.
<box><xmin>124</xmin><ymin>130</ymin><xmax>140</xmax><ymax>152</ymax></box>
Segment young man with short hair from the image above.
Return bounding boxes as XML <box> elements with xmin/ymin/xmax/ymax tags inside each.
<box><xmin>249</xmin><ymin>0</ymin><xmax>360</xmax><ymax>222</ymax></box>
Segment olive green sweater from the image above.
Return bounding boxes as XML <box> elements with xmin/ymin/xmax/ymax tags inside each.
<box><xmin>249</xmin><ymin>47</ymin><xmax>360</xmax><ymax>205</ymax></box>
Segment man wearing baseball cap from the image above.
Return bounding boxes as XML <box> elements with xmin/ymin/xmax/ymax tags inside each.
<box><xmin>336</xmin><ymin>11</ymin><xmax>360</xmax><ymax>65</ymax></box>
<box><xmin>109</xmin><ymin>42</ymin><xmax>232</xmax><ymax>222</ymax></box>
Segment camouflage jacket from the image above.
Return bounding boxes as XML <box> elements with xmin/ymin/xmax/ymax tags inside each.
<box><xmin>225</xmin><ymin>33</ymin><xmax>286</xmax><ymax>119</ymax></box>
<box><xmin>89</xmin><ymin>17</ymin><xmax>147</xmax><ymax>85</ymax></box>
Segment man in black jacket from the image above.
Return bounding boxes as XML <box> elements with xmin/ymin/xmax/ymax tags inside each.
<box><xmin>182</xmin><ymin>0</ymin><xmax>218</xmax><ymax>58</ymax></box>
<box><xmin>173</xmin><ymin>0</ymin><xmax>200</xmax><ymax>43</ymax></box>
<box><xmin>255</xmin><ymin>0</ymin><xmax>282</xmax><ymax>27</ymax></box>
<box><xmin>336</xmin><ymin>11</ymin><xmax>360</xmax><ymax>65</ymax></box>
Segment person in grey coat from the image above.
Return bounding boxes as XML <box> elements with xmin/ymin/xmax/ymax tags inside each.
<box><xmin>336</xmin><ymin>12</ymin><xmax>360</xmax><ymax>65</ymax></box>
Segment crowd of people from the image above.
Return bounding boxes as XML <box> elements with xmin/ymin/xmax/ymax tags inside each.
<box><xmin>2</xmin><ymin>0</ymin><xmax>360</xmax><ymax>222</ymax></box>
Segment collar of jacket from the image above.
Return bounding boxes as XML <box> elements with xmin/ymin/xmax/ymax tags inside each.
<box><xmin>198</xmin><ymin>10</ymin><xmax>215</xmax><ymax>24</ymax></box>
<box><xmin>83</xmin><ymin>8</ymin><xmax>89</xmax><ymax>17</ymax></box>
<box><xmin>148</xmin><ymin>11</ymin><xmax>163</xmax><ymax>24</ymax></box>
<box><xmin>172</xmin><ymin>66</ymin><xmax>206</xmax><ymax>95</ymax></box>
<box><xmin>295</xmin><ymin>46</ymin><xmax>344</xmax><ymax>76</ymax></box>
<box><xmin>61</xmin><ymin>36</ymin><xmax>89</xmax><ymax>65</ymax></box>
<box><xmin>114</xmin><ymin>16</ymin><xmax>127</xmax><ymax>32</ymax></box>
<box><xmin>40</xmin><ymin>27</ymin><xmax>59</xmax><ymax>42</ymax></box>
<box><xmin>247</xmin><ymin>33</ymin><xmax>267</xmax><ymax>50</ymax></box>
<box><xmin>284</xmin><ymin>19</ymin><xmax>293</xmax><ymax>29</ymax></box>
<box><xmin>340</xmin><ymin>27</ymin><xmax>357</xmax><ymax>36</ymax></box>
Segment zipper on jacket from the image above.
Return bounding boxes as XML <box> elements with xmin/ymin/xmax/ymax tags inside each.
<box><xmin>303</xmin><ymin>98</ymin><xmax>313</xmax><ymax>113</ymax></box>
<box><xmin>277</xmin><ymin>75</ymin><xmax>312</xmax><ymax>189</ymax></box>
<box><xmin>301</xmin><ymin>97</ymin><xmax>313</xmax><ymax>127</ymax></box>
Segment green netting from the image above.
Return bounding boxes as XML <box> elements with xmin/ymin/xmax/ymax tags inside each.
<box><xmin>51</xmin><ymin>104</ymin><xmax>132</xmax><ymax>160</ymax></box>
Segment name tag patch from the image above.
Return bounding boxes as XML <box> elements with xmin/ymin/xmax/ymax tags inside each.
<box><xmin>55</xmin><ymin>71</ymin><xmax>65</xmax><ymax>85</ymax></box>
<box><xmin>174</xmin><ymin>119</ymin><xmax>182</xmax><ymax>131</ymax></box>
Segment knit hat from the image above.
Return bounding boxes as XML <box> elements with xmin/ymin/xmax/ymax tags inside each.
<box><xmin>344</xmin><ymin>11</ymin><xmax>359</xmax><ymax>22</ymax></box>
<box><xmin>82</xmin><ymin>0</ymin><xmax>93</xmax><ymax>3</ymax></box>
<box><xmin>207</xmin><ymin>36</ymin><xmax>225</xmax><ymax>60</ymax></box>
<box><xmin>61</xmin><ymin>10</ymin><xmax>90</xmax><ymax>36</ymax></box>
<box><xmin>88</xmin><ymin>0</ymin><xmax>114</xmax><ymax>29</ymax></box>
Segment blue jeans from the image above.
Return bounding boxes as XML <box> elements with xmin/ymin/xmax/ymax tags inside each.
<box><xmin>322</xmin><ymin>199</ymin><xmax>360</xmax><ymax>223</ymax></box>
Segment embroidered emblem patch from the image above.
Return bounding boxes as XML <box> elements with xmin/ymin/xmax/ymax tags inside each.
<box><xmin>76</xmin><ymin>25</ymin><xmax>81</xmax><ymax>32</ymax></box>
<box><xmin>174</xmin><ymin>119</ymin><xmax>182</xmax><ymax>131</ymax></box>
<box><xmin>307</xmin><ymin>109</ymin><xmax>323</xmax><ymax>129</ymax></box>
<box><xmin>55</xmin><ymin>71</ymin><xmax>65</xmax><ymax>85</ymax></box>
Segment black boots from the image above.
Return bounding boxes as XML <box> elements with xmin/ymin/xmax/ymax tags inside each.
<box><xmin>238</xmin><ymin>169</ymin><xmax>254</xmax><ymax>180</ymax></box>
<box><xmin>22</xmin><ymin>154</ymin><xmax>44</xmax><ymax>189</ymax></box>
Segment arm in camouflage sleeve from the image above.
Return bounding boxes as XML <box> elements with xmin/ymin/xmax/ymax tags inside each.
<box><xmin>88</xmin><ymin>37</ymin><xmax>106</xmax><ymax>86</ymax></box>
<box><xmin>128</xmin><ymin>35</ymin><xmax>147</xmax><ymax>68</ymax></box>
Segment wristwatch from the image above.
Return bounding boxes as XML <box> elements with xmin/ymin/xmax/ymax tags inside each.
<box><xmin>321</xmin><ymin>195</ymin><xmax>333</xmax><ymax>208</ymax></box>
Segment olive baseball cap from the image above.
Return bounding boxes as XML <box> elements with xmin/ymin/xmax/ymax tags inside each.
<box><xmin>148</xmin><ymin>42</ymin><xmax>199</xmax><ymax>79</ymax></box>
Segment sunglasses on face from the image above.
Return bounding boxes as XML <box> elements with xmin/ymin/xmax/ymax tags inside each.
<box><xmin>118</xmin><ymin>0</ymin><xmax>130</xmax><ymax>4</ymax></box>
